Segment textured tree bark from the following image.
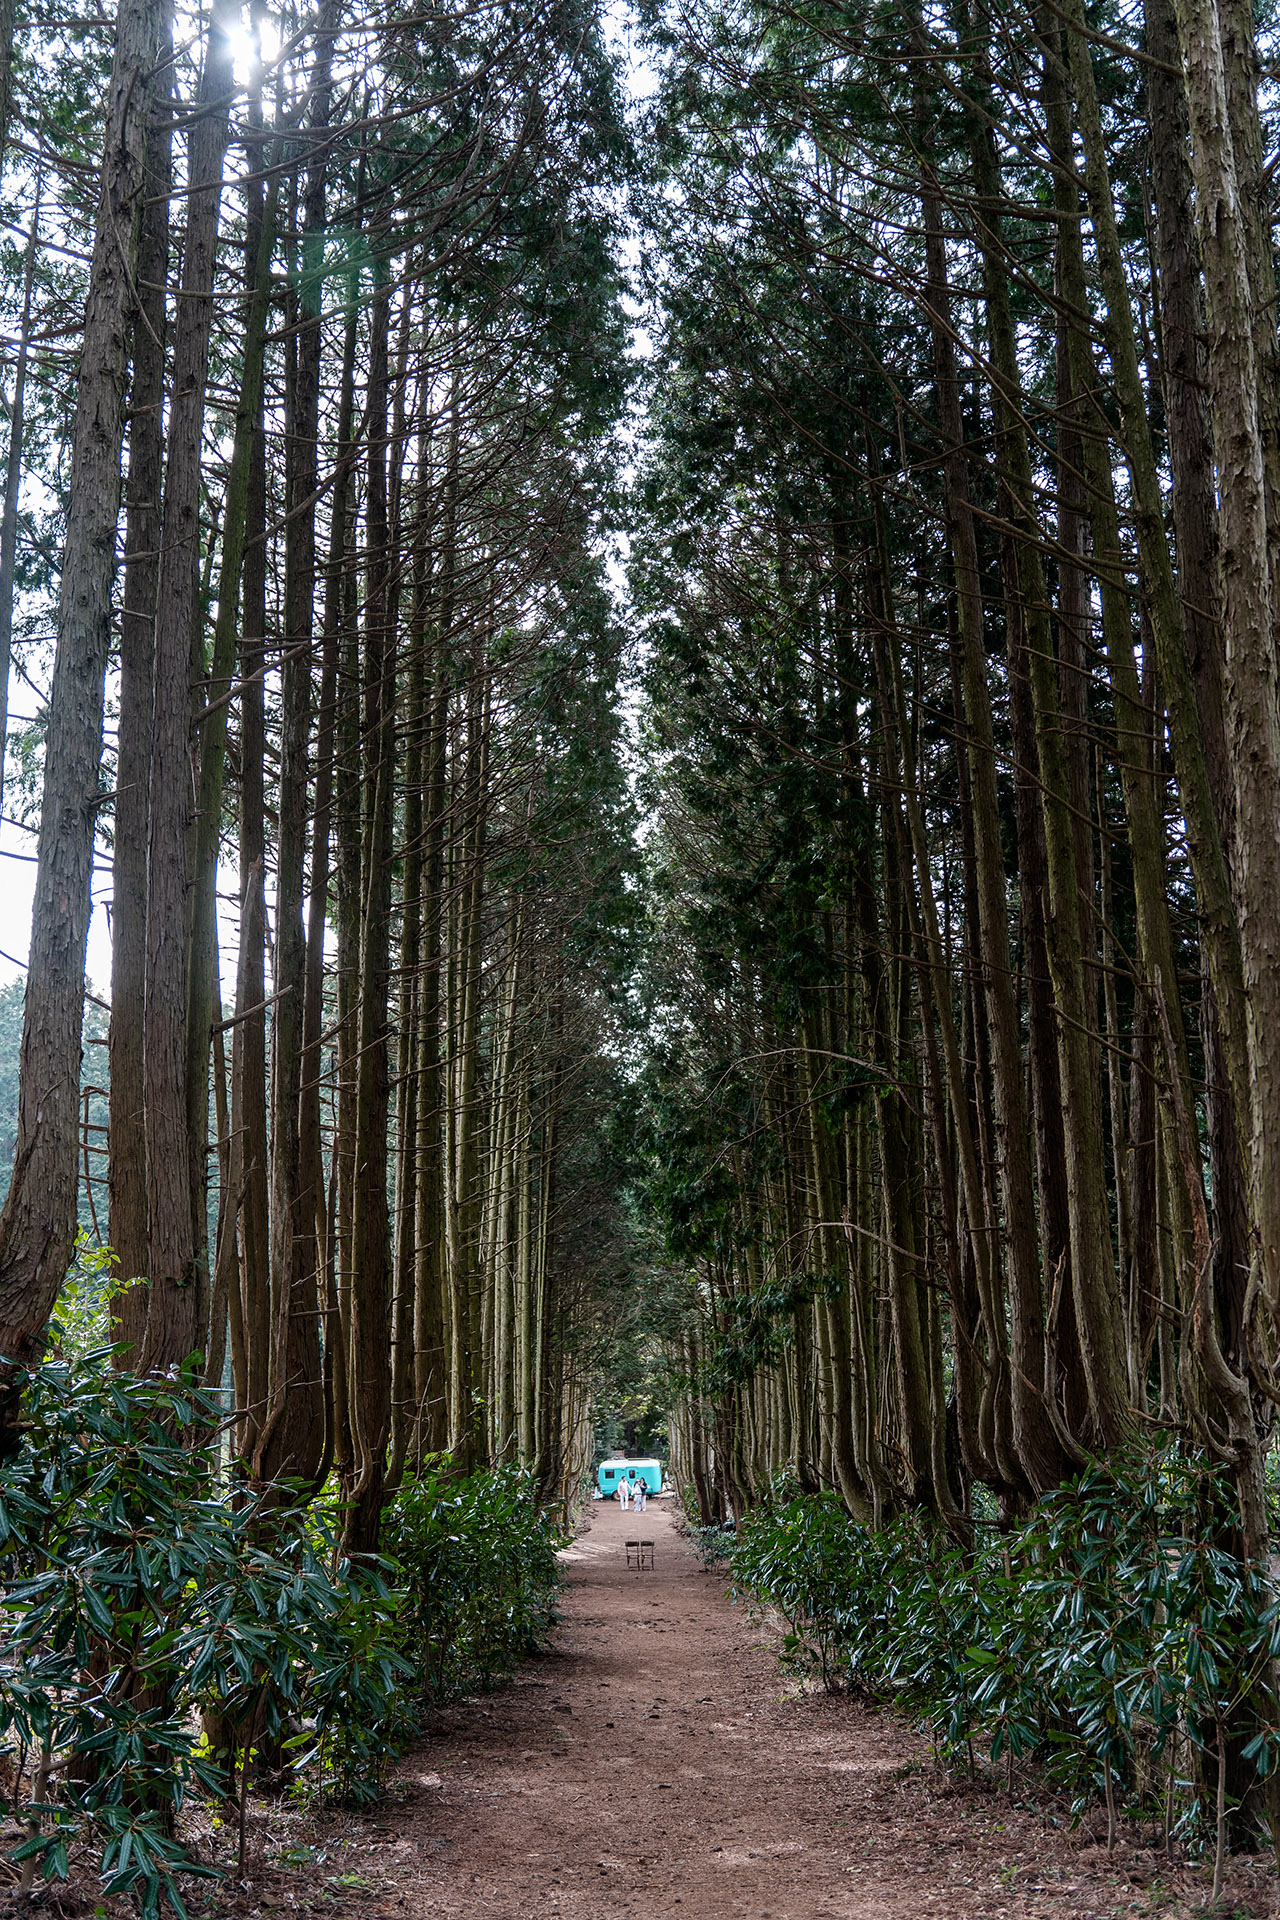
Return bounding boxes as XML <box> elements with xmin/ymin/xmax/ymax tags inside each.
<box><xmin>1004</xmin><ymin>575</ymin><xmax>1089</xmax><ymax>1445</ymax></box>
<box><xmin>798</xmin><ymin>1012</ymin><xmax>873</xmax><ymax>1520</ymax></box>
<box><xmin>1042</xmin><ymin>24</ymin><xmax>1208</xmax><ymax>1425</ymax></box>
<box><xmin>344</xmin><ymin>269</ymin><xmax>395</xmax><ymax>1554</ymax></box>
<box><xmin>0</xmin><ymin>0</ymin><xmax>163</xmax><ymax>1431</ymax></box>
<box><xmin>915</xmin><ymin>135</ymin><xmax>1067</xmax><ymax>1491</ymax></box>
<box><xmin>204</xmin><ymin>982</ymin><xmax>231</xmax><ymax>1394</ymax></box>
<box><xmin>140</xmin><ymin>0</ymin><xmax>237</xmax><ymax>1374</ymax></box>
<box><xmin>890</xmin><ymin>864</ymin><xmax>979</xmax><ymax>1532</ymax></box>
<box><xmin>306</xmin><ymin>265</ymin><xmax>359</xmax><ymax>1486</ymax></box>
<box><xmin>1146</xmin><ymin>0</ymin><xmax>1280</xmax><ymax>1823</ymax></box>
<box><xmin>1162</xmin><ymin>0</ymin><xmax>1280</xmax><ymax>1325</ymax></box>
<box><xmin>390</xmin><ymin>662</ymin><xmax>423</xmax><ymax>1484</ymax></box>
<box><xmin>332</xmin><ymin>317</ymin><xmax>362</xmax><ymax>1491</ymax></box>
<box><xmin>827</xmin><ymin>586</ymin><xmax>897</xmax><ymax>1514</ymax></box>
<box><xmin>947</xmin><ymin>828</ymin><xmax>998</xmax><ymax>1494</ymax></box>
<box><xmin>1061</xmin><ymin>0</ymin><xmax>1251</xmax><ymax>1182</ymax></box>
<box><xmin>0</xmin><ymin>0</ymin><xmax>13</xmax><ymax>172</ymax></box>
<box><xmin>1218</xmin><ymin>0</ymin><xmax>1280</xmax><ymax>619</ymax></box>
<box><xmin>871</xmin><ymin>561</ymin><xmax>1018</xmax><ymax>1511</ymax></box>
<box><xmin>255</xmin><ymin>36</ymin><xmax>337</xmax><ymax>1492</ymax></box>
<box><xmin>1095</xmin><ymin>763</ymin><xmax>1134</xmax><ymax>1398</ymax></box>
<box><xmin>531</xmin><ymin>1041</ymin><xmax>560</xmax><ymax>1497</ymax></box>
<box><xmin>487</xmin><ymin>933</ymin><xmax>523</xmax><ymax>1464</ymax></box>
<box><xmin>514</xmin><ymin>1056</ymin><xmax>535</xmax><ymax>1464</ymax></box>
<box><xmin>235</xmin><ymin>288</ymin><xmax>271</xmax><ymax>1459</ymax></box>
<box><xmin>187</xmin><ymin>172</ymin><xmax>277</xmax><ymax>1378</ymax></box>
<box><xmin>1059</xmin><ymin>0</ymin><xmax>1276</xmax><ymax>1611</ymax></box>
<box><xmin>962</xmin><ymin>55</ymin><xmax>1130</xmax><ymax>1450</ymax></box>
<box><xmin>411</xmin><ymin>691</ymin><xmax>447</xmax><ymax>1460</ymax></box>
<box><xmin>1127</xmin><ymin>985</ymin><xmax>1160</xmax><ymax>1399</ymax></box>
<box><xmin>450</xmin><ymin>659</ymin><xmax>491</xmax><ymax>1470</ymax></box>
<box><xmin>0</xmin><ymin>166</ymin><xmax>42</xmax><ymax>814</ymax></box>
<box><xmin>110</xmin><ymin>47</ymin><xmax>170</xmax><ymax>1364</ymax></box>
<box><xmin>1143</xmin><ymin>0</ymin><xmax>1252</xmax><ymax>1377</ymax></box>
<box><xmin>382</xmin><ymin>291</ymin><xmax>418</xmax><ymax>1495</ymax></box>
<box><xmin>1075</xmin><ymin>387</ymin><xmax>1202</xmax><ymax>1335</ymax></box>
<box><xmin>226</xmin><ymin>873</ymin><xmax>264</xmax><ymax>1452</ymax></box>
<box><xmin>413</xmin><ymin>404</ymin><xmax>457</xmax><ymax>1464</ymax></box>
<box><xmin>874</xmin><ymin>761</ymin><xmax>935</xmax><ymax>1501</ymax></box>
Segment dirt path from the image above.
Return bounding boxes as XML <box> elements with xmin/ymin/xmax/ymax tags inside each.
<box><xmin>294</xmin><ymin>1498</ymin><xmax>1277</xmax><ymax>1920</ymax></box>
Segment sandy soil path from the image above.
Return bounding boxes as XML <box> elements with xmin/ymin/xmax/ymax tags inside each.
<box><xmin>299</xmin><ymin>1497</ymin><xmax>1277</xmax><ymax>1920</ymax></box>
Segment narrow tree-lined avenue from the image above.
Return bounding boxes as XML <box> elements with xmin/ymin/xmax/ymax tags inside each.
<box><xmin>299</xmin><ymin>1499</ymin><xmax>1195</xmax><ymax>1920</ymax></box>
<box><xmin>1</xmin><ymin>0</ymin><xmax>1280</xmax><ymax>1903</ymax></box>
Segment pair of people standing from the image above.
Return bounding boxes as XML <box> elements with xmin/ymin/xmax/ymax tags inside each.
<box><xmin>617</xmin><ymin>1476</ymin><xmax>648</xmax><ymax>1513</ymax></box>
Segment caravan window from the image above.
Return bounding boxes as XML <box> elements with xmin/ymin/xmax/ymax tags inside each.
<box><xmin>604</xmin><ymin>1468</ymin><xmax>616</xmax><ymax>1480</ymax></box>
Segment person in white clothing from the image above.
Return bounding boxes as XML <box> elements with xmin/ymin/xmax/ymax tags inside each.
<box><xmin>633</xmin><ymin>1478</ymin><xmax>647</xmax><ymax>1514</ymax></box>
<box><xmin>617</xmin><ymin>1474</ymin><xmax>631</xmax><ymax>1509</ymax></box>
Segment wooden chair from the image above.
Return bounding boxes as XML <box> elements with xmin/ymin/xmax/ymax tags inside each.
<box><xmin>626</xmin><ymin>1539</ymin><xmax>654</xmax><ymax>1571</ymax></box>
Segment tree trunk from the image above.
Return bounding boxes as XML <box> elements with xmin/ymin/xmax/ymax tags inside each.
<box><xmin>344</xmin><ymin>268</ymin><xmax>395</xmax><ymax>1554</ymax></box>
<box><xmin>0</xmin><ymin>0</ymin><xmax>163</xmax><ymax>1431</ymax></box>
<box><xmin>962</xmin><ymin>49</ymin><xmax>1130</xmax><ymax>1449</ymax></box>
<box><xmin>140</xmin><ymin>0</ymin><xmax>237</xmax><ymax>1373</ymax></box>
<box><xmin>307</xmin><ymin>258</ymin><xmax>359</xmax><ymax>1486</ymax></box>
<box><xmin>188</xmin><ymin>170</ymin><xmax>278</xmax><ymax>1376</ymax></box>
<box><xmin>109</xmin><ymin>47</ymin><xmax>170</xmax><ymax>1362</ymax></box>
<box><xmin>255</xmin><ymin>34</ymin><xmax>336</xmax><ymax>1491</ymax></box>
<box><xmin>0</xmin><ymin>164</ymin><xmax>42</xmax><ymax>814</ymax></box>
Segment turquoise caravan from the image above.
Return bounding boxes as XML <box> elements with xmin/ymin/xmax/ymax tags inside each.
<box><xmin>597</xmin><ymin>1457</ymin><xmax>662</xmax><ymax>1498</ymax></box>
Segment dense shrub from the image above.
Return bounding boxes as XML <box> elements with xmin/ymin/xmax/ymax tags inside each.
<box><xmin>0</xmin><ymin>1359</ymin><xmax>570</xmax><ymax>1913</ymax></box>
<box><xmin>0</xmin><ymin>1353</ymin><xmax>410</xmax><ymax>1917</ymax></box>
<box><xmin>385</xmin><ymin>1458</ymin><xmax>563</xmax><ymax>1700</ymax></box>
<box><xmin>688</xmin><ymin>1518</ymin><xmax>737</xmax><ymax>1569</ymax></box>
<box><xmin>728</xmin><ymin>1454</ymin><xmax>1280</xmax><ymax>1848</ymax></box>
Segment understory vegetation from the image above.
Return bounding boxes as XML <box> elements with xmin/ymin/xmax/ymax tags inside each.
<box><xmin>386</xmin><ymin>1456</ymin><xmax>565</xmax><ymax>1701</ymax></box>
<box><xmin>0</xmin><ymin>1357</ymin><xmax>562</xmax><ymax>1915</ymax></box>
<box><xmin>707</xmin><ymin>1461</ymin><xmax>1280</xmax><ymax>1867</ymax></box>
